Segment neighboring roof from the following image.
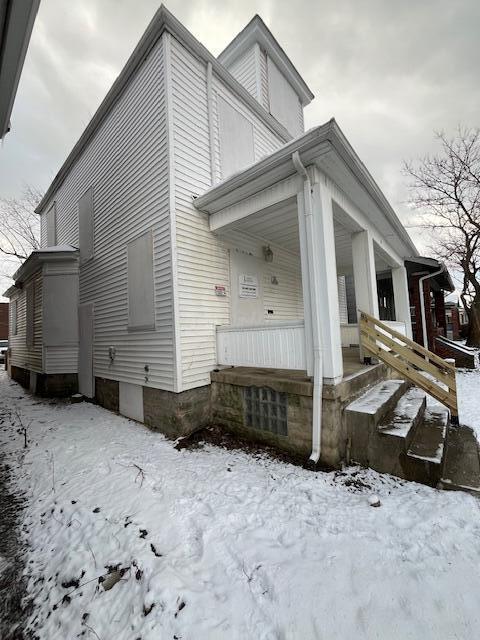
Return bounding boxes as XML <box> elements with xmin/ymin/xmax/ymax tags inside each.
<box><xmin>4</xmin><ymin>245</ymin><xmax>78</xmax><ymax>297</ymax></box>
<box><xmin>0</xmin><ymin>0</ymin><xmax>40</xmax><ymax>139</ymax></box>
<box><xmin>36</xmin><ymin>5</ymin><xmax>295</xmax><ymax>215</ymax></box>
<box><xmin>405</xmin><ymin>256</ymin><xmax>455</xmax><ymax>292</ymax></box>
<box><xmin>194</xmin><ymin>118</ymin><xmax>419</xmax><ymax>260</ymax></box>
<box><xmin>217</xmin><ymin>15</ymin><xmax>313</xmax><ymax>106</ymax></box>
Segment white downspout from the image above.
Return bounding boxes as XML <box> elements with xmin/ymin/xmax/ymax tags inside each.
<box><xmin>292</xmin><ymin>151</ymin><xmax>323</xmax><ymax>464</ymax></box>
<box><xmin>419</xmin><ymin>265</ymin><xmax>445</xmax><ymax>351</ymax></box>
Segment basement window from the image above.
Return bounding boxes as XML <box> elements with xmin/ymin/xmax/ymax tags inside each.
<box><xmin>244</xmin><ymin>386</ymin><xmax>288</xmax><ymax>435</ymax></box>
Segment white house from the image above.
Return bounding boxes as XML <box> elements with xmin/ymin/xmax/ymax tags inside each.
<box><xmin>7</xmin><ymin>6</ymin><xmax>458</xmax><ymax>475</ymax></box>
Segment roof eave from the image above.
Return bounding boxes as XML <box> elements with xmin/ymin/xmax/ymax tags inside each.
<box><xmin>0</xmin><ymin>0</ymin><xmax>40</xmax><ymax>139</ymax></box>
<box><xmin>218</xmin><ymin>15</ymin><xmax>314</xmax><ymax>106</ymax></box>
<box><xmin>195</xmin><ymin>119</ymin><xmax>418</xmax><ymax>259</ymax></box>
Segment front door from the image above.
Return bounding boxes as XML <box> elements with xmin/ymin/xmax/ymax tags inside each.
<box><xmin>230</xmin><ymin>251</ymin><xmax>264</xmax><ymax>326</ymax></box>
<box><xmin>78</xmin><ymin>303</ymin><xmax>94</xmax><ymax>397</ymax></box>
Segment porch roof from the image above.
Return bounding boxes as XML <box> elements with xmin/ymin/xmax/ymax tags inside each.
<box><xmin>405</xmin><ymin>256</ymin><xmax>455</xmax><ymax>292</ymax></box>
<box><xmin>3</xmin><ymin>245</ymin><xmax>79</xmax><ymax>297</ymax></box>
<box><xmin>194</xmin><ymin>119</ymin><xmax>419</xmax><ymax>261</ymax></box>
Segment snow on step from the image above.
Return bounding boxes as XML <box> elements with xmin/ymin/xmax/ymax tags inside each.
<box><xmin>378</xmin><ymin>388</ymin><xmax>426</xmax><ymax>439</ymax></box>
<box><xmin>407</xmin><ymin>407</ymin><xmax>449</xmax><ymax>464</ymax></box>
<box><xmin>346</xmin><ymin>380</ymin><xmax>405</xmax><ymax>415</ymax></box>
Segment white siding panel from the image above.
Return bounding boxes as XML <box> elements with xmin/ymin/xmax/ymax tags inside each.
<box><xmin>44</xmin><ymin>346</ymin><xmax>79</xmax><ymax>374</ymax></box>
<box><xmin>38</xmin><ymin>38</ymin><xmax>175</xmax><ymax>391</ymax></box>
<box><xmin>9</xmin><ymin>270</ymin><xmax>43</xmax><ymax>373</ymax></box>
<box><xmin>225</xmin><ymin>45</ymin><xmax>258</xmax><ymax>100</ymax></box>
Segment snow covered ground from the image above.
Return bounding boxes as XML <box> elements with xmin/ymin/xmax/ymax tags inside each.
<box><xmin>457</xmin><ymin>366</ymin><xmax>480</xmax><ymax>440</ymax></box>
<box><xmin>1</xmin><ymin>369</ymin><xmax>480</xmax><ymax>640</ymax></box>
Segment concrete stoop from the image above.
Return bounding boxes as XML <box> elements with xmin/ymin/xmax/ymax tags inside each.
<box><xmin>439</xmin><ymin>425</ymin><xmax>480</xmax><ymax>496</ymax></box>
<box><xmin>346</xmin><ymin>380</ymin><xmax>452</xmax><ymax>487</ymax></box>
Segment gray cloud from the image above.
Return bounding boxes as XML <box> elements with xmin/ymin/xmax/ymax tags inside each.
<box><xmin>1</xmin><ymin>0</ymin><xmax>479</xmax><ymax>267</ymax></box>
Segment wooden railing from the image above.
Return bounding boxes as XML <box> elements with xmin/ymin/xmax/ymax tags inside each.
<box><xmin>360</xmin><ymin>310</ymin><xmax>458</xmax><ymax>417</ymax></box>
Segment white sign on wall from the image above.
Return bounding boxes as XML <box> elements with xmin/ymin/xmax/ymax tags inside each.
<box><xmin>239</xmin><ymin>274</ymin><xmax>258</xmax><ymax>298</ymax></box>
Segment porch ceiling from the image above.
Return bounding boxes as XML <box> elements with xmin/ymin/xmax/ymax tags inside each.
<box><xmin>216</xmin><ymin>195</ymin><xmax>359</xmax><ymax>271</ymax></box>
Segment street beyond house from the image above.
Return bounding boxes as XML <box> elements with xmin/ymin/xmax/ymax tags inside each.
<box><xmin>0</xmin><ymin>369</ymin><xmax>480</xmax><ymax>640</ymax></box>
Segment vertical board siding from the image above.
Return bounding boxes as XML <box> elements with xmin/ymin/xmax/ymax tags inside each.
<box><xmin>225</xmin><ymin>45</ymin><xmax>258</xmax><ymax>100</ymax></box>
<box><xmin>170</xmin><ymin>37</ymin><xmax>291</xmax><ymax>390</ymax></box>
<box><xmin>37</xmin><ymin>38</ymin><xmax>175</xmax><ymax>391</ymax></box>
<box><xmin>9</xmin><ymin>270</ymin><xmax>43</xmax><ymax>373</ymax></box>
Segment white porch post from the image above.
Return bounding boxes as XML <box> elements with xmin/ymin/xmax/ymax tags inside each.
<box><xmin>311</xmin><ymin>172</ymin><xmax>343</xmax><ymax>383</ymax></box>
<box><xmin>352</xmin><ymin>229</ymin><xmax>379</xmax><ymax>360</ymax></box>
<box><xmin>392</xmin><ymin>265</ymin><xmax>413</xmax><ymax>339</ymax></box>
<box><xmin>352</xmin><ymin>230</ymin><xmax>379</xmax><ymax>317</ymax></box>
<box><xmin>297</xmin><ymin>188</ymin><xmax>314</xmax><ymax>377</ymax></box>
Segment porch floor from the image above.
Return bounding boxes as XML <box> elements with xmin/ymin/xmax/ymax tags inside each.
<box><xmin>211</xmin><ymin>348</ymin><xmax>373</xmax><ymax>396</ymax></box>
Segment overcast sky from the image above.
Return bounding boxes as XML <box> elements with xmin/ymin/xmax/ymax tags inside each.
<box><xmin>1</xmin><ymin>0</ymin><xmax>479</xmax><ymax>280</ymax></box>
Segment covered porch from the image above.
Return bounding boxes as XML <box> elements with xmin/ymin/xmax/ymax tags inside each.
<box><xmin>195</xmin><ymin>121</ymin><xmax>417</xmax><ymax>465</ymax></box>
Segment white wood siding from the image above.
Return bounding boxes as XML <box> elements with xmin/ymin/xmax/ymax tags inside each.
<box><xmin>225</xmin><ymin>45</ymin><xmax>258</xmax><ymax>100</ymax></box>
<box><xmin>9</xmin><ymin>270</ymin><xmax>43</xmax><ymax>373</ymax></box>
<box><xmin>37</xmin><ymin>37</ymin><xmax>175</xmax><ymax>391</ymax></box>
<box><xmin>170</xmin><ymin>36</ymin><xmax>291</xmax><ymax>390</ymax></box>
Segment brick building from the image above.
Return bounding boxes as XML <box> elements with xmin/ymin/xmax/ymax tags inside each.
<box><xmin>405</xmin><ymin>257</ymin><xmax>454</xmax><ymax>353</ymax></box>
<box><xmin>0</xmin><ymin>303</ymin><xmax>8</xmax><ymax>340</ymax></box>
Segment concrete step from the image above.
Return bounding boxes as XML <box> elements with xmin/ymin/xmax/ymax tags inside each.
<box><xmin>367</xmin><ymin>388</ymin><xmax>427</xmax><ymax>477</ymax></box>
<box><xmin>439</xmin><ymin>425</ymin><xmax>480</xmax><ymax>495</ymax></box>
<box><xmin>403</xmin><ymin>406</ymin><xmax>449</xmax><ymax>486</ymax></box>
<box><xmin>346</xmin><ymin>379</ymin><xmax>409</xmax><ymax>467</ymax></box>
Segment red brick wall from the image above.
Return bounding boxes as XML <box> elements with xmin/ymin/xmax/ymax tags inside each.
<box><xmin>0</xmin><ymin>303</ymin><xmax>8</xmax><ymax>340</ymax></box>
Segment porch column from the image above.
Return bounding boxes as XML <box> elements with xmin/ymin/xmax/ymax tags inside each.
<box><xmin>352</xmin><ymin>230</ymin><xmax>379</xmax><ymax>361</ymax></box>
<box><xmin>352</xmin><ymin>230</ymin><xmax>379</xmax><ymax>318</ymax></box>
<box><xmin>310</xmin><ymin>173</ymin><xmax>343</xmax><ymax>383</ymax></box>
<box><xmin>392</xmin><ymin>265</ymin><xmax>413</xmax><ymax>339</ymax></box>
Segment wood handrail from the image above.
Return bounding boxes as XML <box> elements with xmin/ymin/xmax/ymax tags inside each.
<box><xmin>360</xmin><ymin>311</ymin><xmax>458</xmax><ymax>417</ymax></box>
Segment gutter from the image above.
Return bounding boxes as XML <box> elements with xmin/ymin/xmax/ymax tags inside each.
<box><xmin>292</xmin><ymin>151</ymin><xmax>323</xmax><ymax>464</ymax></box>
<box><xmin>418</xmin><ymin>264</ymin><xmax>445</xmax><ymax>351</ymax></box>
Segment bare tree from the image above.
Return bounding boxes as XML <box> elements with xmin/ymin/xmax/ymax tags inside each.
<box><xmin>0</xmin><ymin>186</ymin><xmax>42</xmax><ymax>283</ymax></box>
<box><xmin>404</xmin><ymin>127</ymin><xmax>480</xmax><ymax>347</ymax></box>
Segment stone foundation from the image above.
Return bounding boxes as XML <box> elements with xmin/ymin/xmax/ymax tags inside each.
<box><xmin>95</xmin><ymin>377</ymin><xmax>119</xmax><ymax>412</ymax></box>
<box><xmin>211</xmin><ymin>363</ymin><xmax>390</xmax><ymax>467</ymax></box>
<box><xmin>35</xmin><ymin>373</ymin><xmax>78</xmax><ymax>397</ymax></box>
<box><xmin>143</xmin><ymin>385</ymin><xmax>211</xmax><ymax>438</ymax></box>
<box><xmin>10</xmin><ymin>365</ymin><xmax>30</xmax><ymax>390</ymax></box>
<box><xmin>10</xmin><ymin>366</ymin><xmax>78</xmax><ymax>397</ymax></box>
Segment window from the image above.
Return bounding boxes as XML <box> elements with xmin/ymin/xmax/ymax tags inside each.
<box><xmin>79</xmin><ymin>187</ymin><xmax>94</xmax><ymax>263</ymax></box>
<box><xmin>127</xmin><ymin>231</ymin><xmax>155</xmax><ymax>331</ymax></box>
<box><xmin>46</xmin><ymin>203</ymin><xmax>56</xmax><ymax>246</ymax></box>
<box><xmin>26</xmin><ymin>284</ymin><xmax>35</xmax><ymax>348</ymax></box>
<box><xmin>244</xmin><ymin>387</ymin><xmax>288</xmax><ymax>435</ymax></box>
<box><xmin>11</xmin><ymin>299</ymin><xmax>17</xmax><ymax>336</ymax></box>
<box><xmin>217</xmin><ymin>96</ymin><xmax>254</xmax><ymax>179</ymax></box>
<box><xmin>267</xmin><ymin>56</ymin><xmax>302</xmax><ymax>136</ymax></box>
